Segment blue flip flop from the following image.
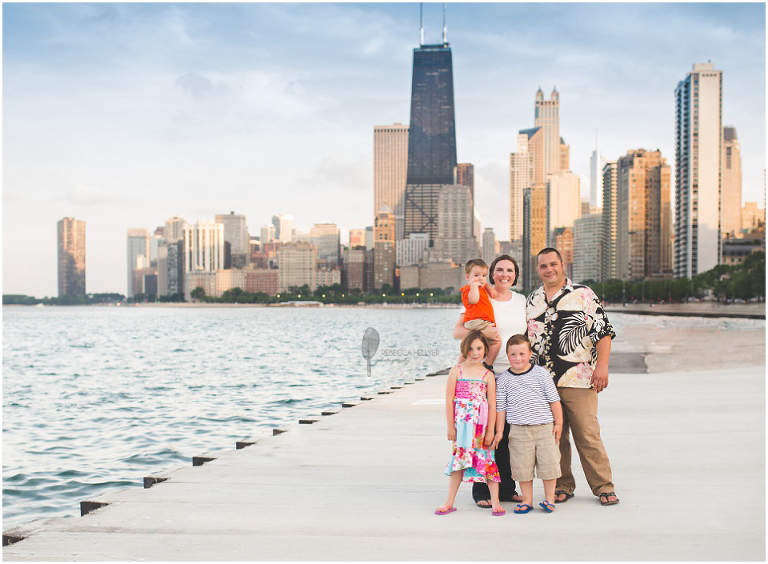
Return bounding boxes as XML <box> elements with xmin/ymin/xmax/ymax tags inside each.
<box><xmin>539</xmin><ymin>501</ymin><xmax>555</xmax><ymax>512</ymax></box>
<box><xmin>514</xmin><ymin>504</ymin><xmax>533</xmax><ymax>514</ymax></box>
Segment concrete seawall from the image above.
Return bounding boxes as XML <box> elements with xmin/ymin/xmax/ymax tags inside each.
<box><xmin>605</xmin><ymin>302</ymin><xmax>765</xmax><ymax>319</ymax></box>
<box><xmin>3</xmin><ymin>356</ymin><xmax>765</xmax><ymax>560</ymax></box>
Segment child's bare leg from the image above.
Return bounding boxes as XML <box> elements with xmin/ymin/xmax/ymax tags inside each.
<box><xmin>542</xmin><ymin>478</ymin><xmax>556</xmax><ymax>505</ymax></box>
<box><xmin>437</xmin><ymin>470</ymin><xmax>463</xmax><ymax>511</ymax></box>
<box><xmin>487</xmin><ymin>480</ymin><xmax>503</xmax><ymax>513</ymax></box>
<box><xmin>484</xmin><ymin>339</ymin><xmax>501</xmax><ymax>365</ymax></box>
<box><xmin>519</xmin><ymin>480</ymin><xmax>533</xmax><ymax>507</ymax></box>
<box><xmin>481</xmin><ymin>327</ymin><xmax>501</xmax><ymax>366</ymax></box>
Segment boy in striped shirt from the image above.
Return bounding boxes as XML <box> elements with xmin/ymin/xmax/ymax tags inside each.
<box><xmin>493</xmin><ymin>334</ymin><xmax>563</xmax><ymax>513</ymax></box>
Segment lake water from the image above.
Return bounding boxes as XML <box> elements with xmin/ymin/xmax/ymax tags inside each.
<box><xmin>2</xmin><ymin>305</ymin><xmax>764</xmax><ymax>529</ymax></box>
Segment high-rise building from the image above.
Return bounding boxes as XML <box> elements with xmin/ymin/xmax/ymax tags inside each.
<box><xmin>215</xmin><ymin>269</ymin><xmax>246</xmax><ymax>297</ymax></box>
<box><xmin>534</xmin><ymin>87</ymin><xmax>566</xmax><ymax>184</ymax></box>
<box><xmin>278</xmin><ymin>242</ymin><xmax>316</xmax><ymax>293</ymax></box>
<box><xmin>573</xmin><ymin>210</ymin><xmax>603</xmax><ymax>284</ymax></box>
<box><xmin>365</xmin><ymin>226</ymin><xmax>374</xmax><ymax>250</ymax></box>
<box><xmin>164</xmin><ymin>216</ymin><xmax>188</xmax><ymax>243</ymax></box>
<box><xmin>396</xmin><ymin>233</ymin><xmax>430</xmax><ymax>266</ymax></box>
<box><xmin>742</xmin><ymin>202</ymin><xmax>766</xmax><ymax>232</ymax></box>
<box><xmin>433</xmin><ymin>184</ymin><xmax>478</xmax><ymax>265</ymax></box>
<box><xmin>403</xmin><ymin>37</ymin><xmax>458</xmax><ymax>244</ymax></box>
<box><xmin>216</xmin><ymin>212</ymin><xmax>250</xmax><ymax>268</ymax></box>
<box><xmin>590</xmin><ymin>149</ymin><xmax>604</xmax><ymax>208</ymax></box>
<box><xmin>418</xmin><ymin>260</ymin><xmax>465</xmax><ymax>292</ymax></box>
<box><xmin>183</xmin><ymin>220</ymin><xmax>225</xmax><ymax>273</ymax></box>
<box><xmin>185</xmin><ymin>272</ymin><xmax>215</xmax><ymax>301</ymax></box>
<box><xmin>601</xmin><ymin>161</ymin><xmax>618</xmax><ymax>281</ymax></box>
<box><xmin>482</xmin><ymin>228</ymin><xmax>497</xmax><ymax>266</ymax></box>
<box><xmin>399</xmin><ymin>265</ymin><xmax>420</xmax><ymax>290</ymax></box>
<box><xmin>149</xmin><ymin>226</ymin><xmax>163</xmax><ymax>264</ymax></box>
<box><xmin>349</xmin><ymin>228</ymin><xmax>366</xmax><ymax>249</ymax></box>
<box><xmin>244</xmin><ymin>267</ymin><xmax>279</xmax><ymax>296</ymax></box>
<box><xmin>522</xmin><ymin>184</ymin><xmax>548</xmax><ymax>290</ymax></box>
<box><xmin>547</xmin><ymin>171</ymin><xmax>581</xmax><ymax>239</ymax></box>
<box><xmin>509</xmin><ymin>132</ymin><xmax>534</xmax><ymax>245</ymax></box>
<box><xmin>272</xmin><ymin>214</ymin><xmax>294</xmax><ymax>243</ymax></box>
<box><xmin>456</xmin><ymin>163</ymin><xmax>475</xmax><ymax>203</ymax></box>
<box><xmin>560</xmin><ymin>137</ymin><xmax>570</xmax><ymax>171</ymax></box>
<box><xmin>261</xmin><ymin>224</ymin><xmax>276</xmax><ymax>244</ymax></box>
<box><xmin>310</xmin><ymin>223</ymin><xmax>340</xmax><ymax>267</ymax></box>
<box><xmin>674</xmin><ymin>62</ymin><xmax>723</xmax><ymax>278</ymax></box>
<box><xmin>374</xmin><ymin>123</ymin><xmax>409</xmax><ymax>240</ymax></box>
<box><xmin>553</xmin><ymin>227</ymin><xmax>574</xmax><ymax>280</ymax></box>
<box><xmin>127</xmin><ymin>228</ymin><xmax>150</xmax><ymax>298</ymax></box>
<box><xmin>721</xmin><ymin>126</ymin><xmax>742</xmax><ymax>237</ymax></box>
<box><xmin>342</xmin><ymin>248</ymin><xmax>366</xmax><ymax>291</ymax></box>
<box><xmin>315</xmin><ymin>267</ymin><xmax>341</xmax><ymax>290</ymax></box>
<box><xmin>57</xmin><ymin>217</ymin><xmax>85</xmax><ymax>298</ymax></box>
<box><xmin>517</xmin><ymin>88</ymin><xmax>568</xmax><ymax>283</ymax></box>
<box><xmin>373</xmin><ymin>208</ymin><xmax>396</xmax><ymax>289</ymax></box>
<box><xmin>616</xmin><ymin>149</ymin><xmax>672</xmax><ymax>280</ymax></box>
<box><xmin>158</xmin><ymin>239</ymin><xmax>184</xmax><ymax>297</ymax></box>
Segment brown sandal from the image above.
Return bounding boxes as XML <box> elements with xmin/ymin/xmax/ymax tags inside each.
<box><xmin>599</xmin><ymin>492</ymin><xmax>620</xmax><ymax>506</ymax></box>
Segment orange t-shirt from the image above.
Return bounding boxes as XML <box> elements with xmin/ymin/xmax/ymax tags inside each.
<box><xmin>460</xmin><ymin>284</ymin><xmax>495</xmax><ymax>324</ymax></box>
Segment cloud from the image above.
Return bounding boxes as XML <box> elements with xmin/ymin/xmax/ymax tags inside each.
<box><xmin>65</xmin><ymin>184</ymin><xmax>122</xmax><ymax>206</ymax></box>
<box><xmin>175</xmin><ymin>72</ymin><xmax>215</xmax><ymax>98</ymax></box>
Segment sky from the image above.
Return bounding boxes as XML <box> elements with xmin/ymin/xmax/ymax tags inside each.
<box><xmin>3</xmin><ymin>2</ymin><xmax>766</xmax><ymax>297</ymax></box>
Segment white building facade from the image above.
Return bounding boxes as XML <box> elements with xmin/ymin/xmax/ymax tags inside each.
<box><xmin>674</xmin><ymin>62</ymin><xmax>723</xmax><ymax>277</ymax></box>
<box><xmin>184</xmin><ymin>220</ymin><xmax>225</xmax><ymax>273</ymax></box>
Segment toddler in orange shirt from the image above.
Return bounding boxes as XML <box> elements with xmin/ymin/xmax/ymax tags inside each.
<box><xmin>459</xmin><ymin>259</ymin><xmax>501</xmax><ymax>371</ymax></box>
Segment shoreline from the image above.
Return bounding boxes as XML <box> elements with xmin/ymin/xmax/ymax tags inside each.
<box><xmin>605</xmin><ymin>302</ymin><xmax>765</xmax><ymax>319</ymax></box>
<box><xmin>6</xmin><ymin>301</ymin><xmax>766</xmax><ymax>318</ymax></box>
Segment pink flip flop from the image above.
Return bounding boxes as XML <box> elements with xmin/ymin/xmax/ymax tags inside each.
<box><xmin>492</xmin><ymin>508</ymin><xmax>506</xmax><ymax>517</ymax></box>
<box><xmin>434</xmin><ymin>507</ymin><xmax>457</xmax><ymax>515</ymax></box>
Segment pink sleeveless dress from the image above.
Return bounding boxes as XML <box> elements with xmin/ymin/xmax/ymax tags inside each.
<box><xmin>443</xmin><ymin>367</ymin><xmax>500</xmax><ymax>482</ymax></box>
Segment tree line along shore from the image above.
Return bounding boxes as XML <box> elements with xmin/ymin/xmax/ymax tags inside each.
<box><xmin>5</xmin><ymin>251</ymin><xmax>763</xmax><ymax>307</ymax></box>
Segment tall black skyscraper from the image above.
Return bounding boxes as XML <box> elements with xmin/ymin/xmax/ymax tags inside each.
<box><xmin>403</xmin><ymin>34</ymin><xmax>458</xmax><ymax>245</ymax></box>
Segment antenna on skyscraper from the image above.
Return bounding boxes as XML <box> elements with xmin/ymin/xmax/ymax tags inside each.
<box><xmin>442</xmin><ymin>3</ymin><xmax>448</xmax><ymax>45</ymax></box>
<box><xmin>419</xmin><ymin>3</ymin><xmax>424</xmax><ymax>46</ymax></box>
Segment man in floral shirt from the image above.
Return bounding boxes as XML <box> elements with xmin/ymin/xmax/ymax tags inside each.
<box><xmin>526</xmin><ymin>247</ymin><xmax>619</xmax><ymax>506</ymax></box>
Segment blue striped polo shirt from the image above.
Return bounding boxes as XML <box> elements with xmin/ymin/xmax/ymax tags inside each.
<box><xmin>496</xmin><ymin>364</ymin><xmax>561</xmax><ymax>425</ymax></box>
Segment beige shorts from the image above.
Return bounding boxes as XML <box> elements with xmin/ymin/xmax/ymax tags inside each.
<box><xmin>508</xmin><ymin>423</ymin><xmax>562</xmax><ymax>482</ymax></box>
<box><xmin>464</xmin><ymin>319</ymin><xmax>493</xmax><ymax>332</ymax></box>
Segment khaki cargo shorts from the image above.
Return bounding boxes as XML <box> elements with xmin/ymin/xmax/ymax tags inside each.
<box><xmin>464</xmin><ymin>319</ymin><xmax>493</xmax><ymax>332</ymax></box>
<box><xmin>508</xmin><ymin>423</ymin><xmax>562</xmax><ymax>482</ymax></box>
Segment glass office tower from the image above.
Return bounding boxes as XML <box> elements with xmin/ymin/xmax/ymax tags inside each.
<box><xmin>404</xmin><ymin>42</ymin><xmax>457</xmax><ymax>244</ymax></box>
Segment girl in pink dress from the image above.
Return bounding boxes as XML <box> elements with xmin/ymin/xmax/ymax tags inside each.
<box><xmin>435</xmin><ymin>331</ymin><xmax>503</xmax><ymax>516</ymax></box>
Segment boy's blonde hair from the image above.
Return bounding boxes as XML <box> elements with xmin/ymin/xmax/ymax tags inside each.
<box><xmin>465</xmin><ymin>258</ymin><xmax>488</xmax><ymax>276</ymax></box>
<box><xmin>460</xmin><ymin>330</ymin><xmax>489</xmax><ymax>358</ymax></box>
<box><xmin>506</xmin><ymin>334</ymin><xmax>532</xmax><ymax>352</ymax></box>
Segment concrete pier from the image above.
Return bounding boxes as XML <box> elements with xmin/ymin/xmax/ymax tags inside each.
<box><xmin>605</xmin><ymin>301</ymin><xmax>765</xmax><ymax>319</ymax></box>
<box><xmin>3</xmin><ymin>356</ymin><xmax>765</xmax><ymax>560</ymax></box>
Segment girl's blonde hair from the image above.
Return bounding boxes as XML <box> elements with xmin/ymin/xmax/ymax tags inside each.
<box><xmin>460</xmin><ymin>330</ymin><xmax>489</xmax><ymax>358</ymax></box>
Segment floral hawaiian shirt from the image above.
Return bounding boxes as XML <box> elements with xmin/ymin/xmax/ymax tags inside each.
<box><xmin>526</xmin><ymin>279</ymin><xmax>616</xmax><ymax>388</ymax></box>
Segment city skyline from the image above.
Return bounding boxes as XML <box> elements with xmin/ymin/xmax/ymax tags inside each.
<box><xmin>3</xmin><ymin>2</ymin><xmax>766</xmax><ymax>296</ymax></box>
